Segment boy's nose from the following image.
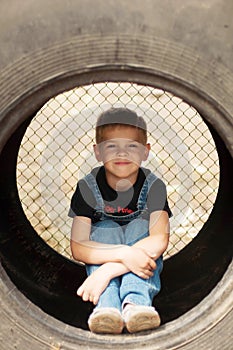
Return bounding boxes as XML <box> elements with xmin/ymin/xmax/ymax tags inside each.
<box><xmin>116</xmin><ymin>146</ymin><xmax>128</xmax><ymax>155</ymax></box>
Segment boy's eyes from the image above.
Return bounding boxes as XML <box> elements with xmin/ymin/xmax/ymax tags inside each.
<box><xmin>105</xmin><ymin>143</ymin><xmax>139</xmax><ymax>150</ymax></box>
<box><xmin>105</xmin><ymin>144</ymin><xmax>117</xmax><ymax>149</ymax></box>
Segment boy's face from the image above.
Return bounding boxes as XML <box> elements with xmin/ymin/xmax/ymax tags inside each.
<box><xmin>94</xmin><ymin>125</ymin><xmax>150</xmax><ymax>187</ymax></box>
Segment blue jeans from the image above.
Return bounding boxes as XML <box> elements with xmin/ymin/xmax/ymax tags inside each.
<box><xmin>86</xmin><ymin>218</ymin><xmax>163</xmax><ymax>312</ymax></box>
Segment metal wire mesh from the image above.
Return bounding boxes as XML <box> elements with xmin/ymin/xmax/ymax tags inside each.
<box><xmin>17</xmin><ymin>82</ymin><xmax>219</xmax><ymax>259</ymax></box>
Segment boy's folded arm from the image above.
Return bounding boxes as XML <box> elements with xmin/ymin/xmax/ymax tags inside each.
<box><xmin>133</xmin><ymin>211</ymin><xmax>170</xmax><ymax>258</ymax></box>
<box><xmin>71</xmin><ymin>238</ymin><xmax>129</xmax><ymax>264</ymax></box>
<box><xmin>97</xmin><ymin>261</ymin><xmax>130</xmax><ymax>279</ymax></box>
<box><xmin>70</xmin><ymin>215</ymin><xmax>130</xmax><ymax>264</ymax></box>
<box><xmin>70</xmin><ymin>211</ymin><xmax>170</xmax><ymax>272</ymax></box>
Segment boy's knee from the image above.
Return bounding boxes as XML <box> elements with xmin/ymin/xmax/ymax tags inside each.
<box><xmin>124</xmin><ymin>218</ymin><xmax>149</xmax><ymax>245</ymax></box>
<box><xmin>94</xmin><ymin>220</ymin><xmax>121</xmax><ymax>229</ymax></box>
<box><xmin>90</xmin><ymin>220</ymin><xmax>124</xmax><ymax>244</ymax></box>
<box><xmin>126</xmin><ymin>218</ymin><xmax>148</xmax><ymax>232</ymax></box>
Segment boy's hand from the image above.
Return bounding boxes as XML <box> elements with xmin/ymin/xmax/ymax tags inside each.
<box><xmin>77</xmin><ymin>268</ymin><xmax>111</xmax><ymax>305</ymax></box>
<box><xmin>120</xmin><ymin>246</ymin><xmax>156</xmax><ymax>279</ymax></box>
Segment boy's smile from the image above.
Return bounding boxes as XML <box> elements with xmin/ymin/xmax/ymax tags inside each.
<box><xmin>94</xmin><ymin>126</ymin><xmax>150</xmax><ymax>190</ymax></box>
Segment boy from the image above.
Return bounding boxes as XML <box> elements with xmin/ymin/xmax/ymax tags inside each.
<box><xmin>69</xmin><ymin>108</ymin><xmax>171</xmax><ymax>334</ymax></box>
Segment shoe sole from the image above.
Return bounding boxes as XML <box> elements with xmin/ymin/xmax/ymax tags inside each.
<box><xmin>126</xmin><ymin>310</ymin><xmax>161</xmax><ymax>333</ymax></box>
<box><xmin>88</xmin><ymin>310</ymin><xmax>124</xmax><ymax>334</ymax></box>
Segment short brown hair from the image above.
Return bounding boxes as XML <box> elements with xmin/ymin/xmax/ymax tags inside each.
<box><xmin>95</xmin><ymin>108</ymin><xmax>147</xmax><ymax>144</ymax></box>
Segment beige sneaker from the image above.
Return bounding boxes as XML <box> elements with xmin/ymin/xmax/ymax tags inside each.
<box><xmin>88</xmin><ymin>307</ymin><xmax>124</xmax><ymax>334</ymax></box>
<box><xmin>122</xmin><ymin>304</ymin><xmax>161</xmax><ymax>333</ymax></box>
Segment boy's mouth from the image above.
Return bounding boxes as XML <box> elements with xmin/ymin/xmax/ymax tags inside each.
<box><xmin>114</xmin><ymin>160</ymin><xmax>131</xmax><ymax>165</ymax></box>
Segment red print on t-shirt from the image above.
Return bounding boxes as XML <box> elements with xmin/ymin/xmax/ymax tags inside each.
<box><xmin>105</xmin><ymin>205</ymin><xmax>133</xmax><ymax>215</ymax></box>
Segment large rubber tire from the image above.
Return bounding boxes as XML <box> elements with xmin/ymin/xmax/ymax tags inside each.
<box><xmin>0</xmin><ymin>1</ymin><xmax>232</xmax><ymax>349</ymax></box>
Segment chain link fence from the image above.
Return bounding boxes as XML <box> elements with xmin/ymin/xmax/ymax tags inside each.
<box><xmin>17</xmin><ymin>82</ymin><xmax>219</xmax><ymax>260</ymax></box>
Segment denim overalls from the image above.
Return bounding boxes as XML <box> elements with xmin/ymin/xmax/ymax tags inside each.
<box><xmin>84</xmin><ymin>168</ymin><xmax>163</xmax><ymax>311</ymax></box>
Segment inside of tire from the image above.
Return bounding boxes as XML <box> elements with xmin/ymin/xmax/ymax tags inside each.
<box><xmin>0</xmin><ymin>112</ymin><xmax>232</xmax><ymax>330</ymax></box>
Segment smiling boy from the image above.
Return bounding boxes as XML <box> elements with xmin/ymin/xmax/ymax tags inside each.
<box><xmin>69</xmin><ymin>108</ymin><xmax>172</xmax><ymax>334</ymax></box>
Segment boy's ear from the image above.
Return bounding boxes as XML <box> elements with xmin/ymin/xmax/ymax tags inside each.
<box><xmin>93</xmin><ymin>144</ymin><xmax>102</xmax><ymax>161</ymax></box>
<box><xmin>143</xmin><ymin>143</ymin><xmax>151</xmax><ymax>161</ymax></box>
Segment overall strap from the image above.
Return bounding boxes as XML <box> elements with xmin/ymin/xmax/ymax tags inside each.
<box><xmin>137</xmin><ymin>169</ymin><xmax>158</xmax><ymax>210</ymax></box>
<box><xmin>83</xmin><ymin>168</ymin><xmax>105</xmax><ymax>212</ymax></box>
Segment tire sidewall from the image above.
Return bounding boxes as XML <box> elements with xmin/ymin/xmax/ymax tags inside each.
<box><xmin>0</xmin><ymin>9</ymin><xmax>233</xmax><ymax>350</ymax></box>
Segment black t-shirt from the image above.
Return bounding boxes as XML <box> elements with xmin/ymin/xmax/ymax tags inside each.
<box><xmin>69</xmin><ymin>166</ymin><xmax>172</xmax><ymax>220</ymax></box>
